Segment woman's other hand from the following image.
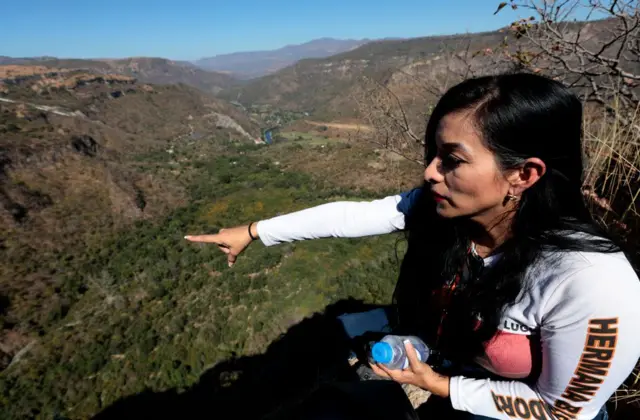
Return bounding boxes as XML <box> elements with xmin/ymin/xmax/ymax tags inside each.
<box><xmin>185</xmin><ymin>223</ymin><xmax>258</xmax><ymax>267</ymax></box>
<box><xmin>371</xmin><ymin>341</ymin><xmax>450</xmax><ymax>398</ymax></box>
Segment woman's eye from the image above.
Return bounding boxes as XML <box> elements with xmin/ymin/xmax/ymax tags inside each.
<box><xmin>441</xmin><ymin>154</ymin><xmax>463</xmax><ymax>169</ymax></box>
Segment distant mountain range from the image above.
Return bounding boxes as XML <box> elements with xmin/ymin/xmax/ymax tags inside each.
<box><xmin>216</xmin><ymin>30</ymin><xmax>511</xmax><ymax>117</ymax></box>
<box><xmin>193</xmin><ymin>38</ymin><xmax>371</xmax><ymax>79</ymax></box>
<box><xmin>0</xmin><ymin>37</ymin><xmax>375</xmax><ymax>91</ymax></box>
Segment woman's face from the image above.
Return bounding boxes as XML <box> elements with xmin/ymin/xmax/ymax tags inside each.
<box><xmin>424</xmin><ymin>110</ymin><xmax>512</xmax><ymax>222</ymax></box>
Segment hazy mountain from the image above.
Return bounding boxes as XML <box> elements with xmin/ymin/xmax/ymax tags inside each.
<box><xmin>194</xmin><ymin>38</ymin><xmax>371</xmax><ymax>79</ymax></box>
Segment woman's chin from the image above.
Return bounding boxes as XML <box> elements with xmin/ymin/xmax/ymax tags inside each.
<box><xmin>435</xmin><ymin>202</ymin><xmax>455</xmax><ymax>218</ymax></box>
<box><xmin>436</xmin><ymin>204</ymin><xmax>470</xmax><ymax>219</ymax></box>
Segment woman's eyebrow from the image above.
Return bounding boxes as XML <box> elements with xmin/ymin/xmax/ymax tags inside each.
<box><xmin>440</xmin><ymin>142</ymin><xmax>471</xmax><ymax>156</ymax></box>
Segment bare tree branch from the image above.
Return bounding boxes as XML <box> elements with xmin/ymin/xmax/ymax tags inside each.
<box><xmin>503</xmin><ymin>0</ymin><xmax>640</xmax><ymax>134</ymax></box>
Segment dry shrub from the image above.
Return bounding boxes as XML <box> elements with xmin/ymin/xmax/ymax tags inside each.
<box><xmin>583</xmin><ymin>102</ymin><xmax>640</xmax><ymax>232</ymax></box>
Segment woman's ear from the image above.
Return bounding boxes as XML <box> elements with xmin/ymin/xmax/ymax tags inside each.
<box><xmin>506</xmin><ymin>158</ymin><xmax>547</xmax><ymax>196</ymax></box>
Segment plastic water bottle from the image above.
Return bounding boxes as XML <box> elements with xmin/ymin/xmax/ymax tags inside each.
<box><xmin>370</xmin><ymin>335</ymin><xmax>430</xmax><ymax>370</ymax></box>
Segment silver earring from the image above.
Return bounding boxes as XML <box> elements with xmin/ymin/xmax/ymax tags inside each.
<box><xmin>506</xmin><ymin>193</ymin><xmax>519</xmax><ymax>202</ymax></box>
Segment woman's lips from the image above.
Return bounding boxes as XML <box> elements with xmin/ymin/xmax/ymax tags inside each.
<box><xmin>431</xmin><ymin>191</ymin><xmax>447</xmax><ymax>202</ymax></box>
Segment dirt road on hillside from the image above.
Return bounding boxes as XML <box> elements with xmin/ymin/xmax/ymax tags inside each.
<box><xmin>305</xmin><ymin>120</ymin><xmax>373</xmax><ymax>132</ymax></box>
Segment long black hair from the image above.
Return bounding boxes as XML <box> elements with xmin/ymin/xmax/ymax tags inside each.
<box><xmin>393</xmin><ymin>73</ymin><xmax>620</xmax><ymax>362</ymax></box>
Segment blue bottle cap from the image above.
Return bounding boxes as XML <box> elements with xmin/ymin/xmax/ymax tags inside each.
<box><xmin>371</xmin><ymin>342</ymin><xmax>393</xmax><ymax>364</ymax></box>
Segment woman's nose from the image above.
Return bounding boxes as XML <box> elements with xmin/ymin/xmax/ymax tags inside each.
<box><xmin>424</xmin><ymin>157</ymin><xmax>443</xmax><ymax>184</ymax></box>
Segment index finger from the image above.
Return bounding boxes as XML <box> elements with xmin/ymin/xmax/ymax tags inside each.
<box><xmin>184</xmin><ymin>234</ymin><xmax>221</xmax><ymax>243</ymax></box>
<box><xmin>370</xmin><ymin>363</ymin><xmax>392</xmax><ymax>379</ymax></box>
<box><xmin>404</xmin><ymin>340</ymin><xmax>421</xmax><ymax>371</ymax></box>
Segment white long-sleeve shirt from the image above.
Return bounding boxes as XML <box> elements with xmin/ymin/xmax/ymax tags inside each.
<box><xmin>255</xmin><ymin>191</ymin><xmax>640</xmax><ymax>419</ymax></box>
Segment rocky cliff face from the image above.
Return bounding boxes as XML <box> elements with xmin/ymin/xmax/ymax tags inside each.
<box><xmin>0</xmin><ymin>56</ymin><xmax>237</xmax><ymax>95</ymax></box>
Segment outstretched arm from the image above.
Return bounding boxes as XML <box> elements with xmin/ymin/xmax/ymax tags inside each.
<box><xmin>185</xmin><ymin>188</ymin><xmax>421</xmax><ymax>266</ymax></box>
<box><xmin>257</xmin><ymin>193</ymin><xmax>409</xmax><ymax>246</ymax></box>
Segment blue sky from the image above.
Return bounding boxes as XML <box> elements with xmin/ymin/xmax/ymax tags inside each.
<box><xmin>2</xmin><ymin>0</ymin><xmax>528</xmax><ymax>60</ymax></box>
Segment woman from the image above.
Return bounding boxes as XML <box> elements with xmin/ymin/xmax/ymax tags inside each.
<box><xmin>186</xmin><ymin>74</ymin><xmax>640</xmax><ymax>419</ymax></box>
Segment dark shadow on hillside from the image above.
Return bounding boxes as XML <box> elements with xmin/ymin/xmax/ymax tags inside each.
<box><xmin>93</xmin><ymin>298</ymin><xmax>392</xmax><ymax>420</ymax></box>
